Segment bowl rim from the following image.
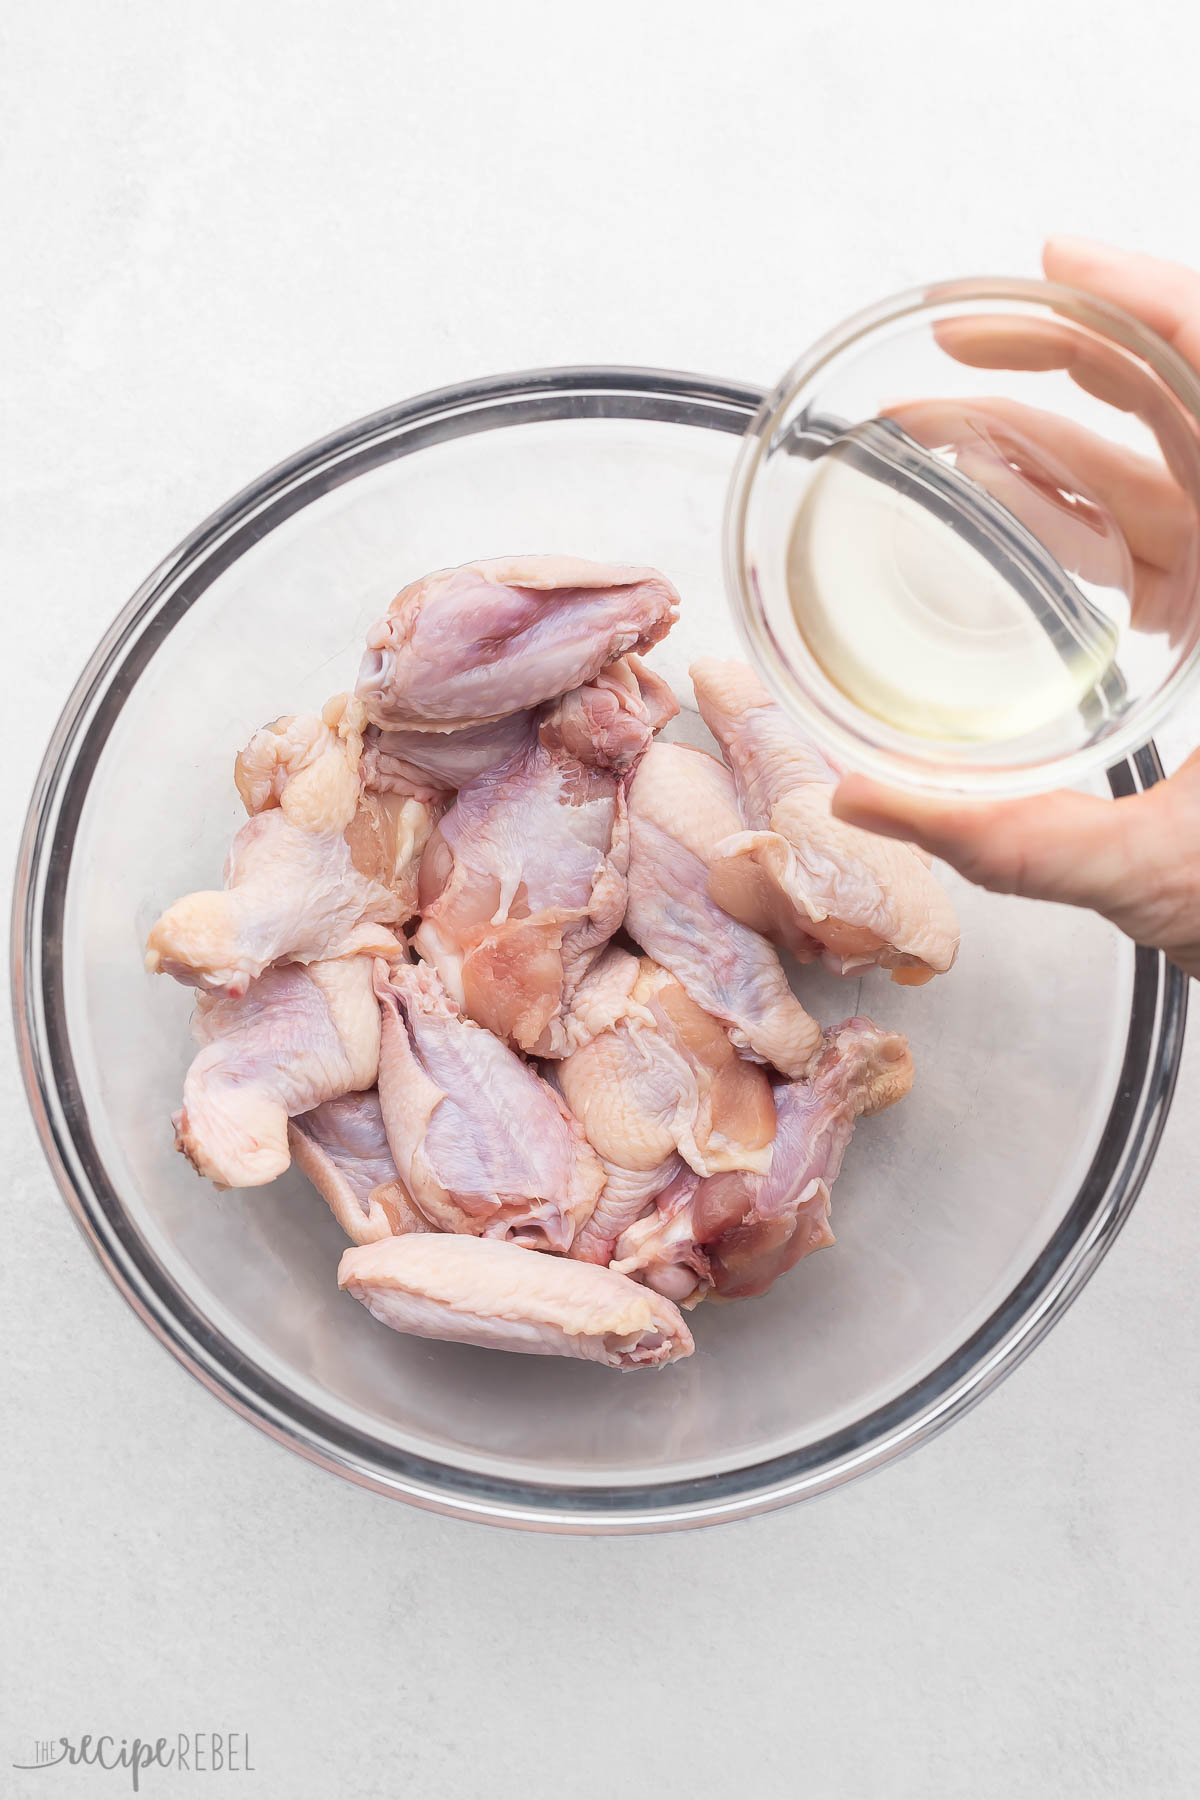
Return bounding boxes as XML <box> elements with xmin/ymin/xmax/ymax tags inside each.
<box><xmin>11</xmin><ymin>364</ymin><xmax>1189</xmax><ymax>1533</ymax></box>
<box><xmin>725</xmin><ymin>277</ymin><xmax>1200</xmax><ymax>796</ymax></box>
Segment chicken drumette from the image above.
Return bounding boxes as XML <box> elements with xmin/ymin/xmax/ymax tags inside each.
<box><xmin>691</xmin><ymin>659</ymin><xmax>959</xmax><ymax>983</ymax></box>
<box><xmin>612</xmin><ymin>1016</ymin><xmax>913</xmax><ymax>1305</ymax></box>
<box><xmin>414</xmin><ymin>660</ymin><xmax>676</xmax><ymax>1057</ymax></box>
<box><xmin>356</xmin><ymin>556</ymin><xmax>679</xmax><ymax>730</ymax></box>
<box><xmin>175</xmin><ymin>936</ymin><xmax>391</xmax><ymax>1188</ymax></box>
<box><xmin>146</xmin><ymin>696</ymin><xmax>439</xmax><ymax>997</ymax></box>
<box><xmin>556</xmin><ymin>947</ymin><xmax>776</xmax><ymax>1264</ymax></box>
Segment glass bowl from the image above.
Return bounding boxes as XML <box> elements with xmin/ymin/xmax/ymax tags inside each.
<box><xmin>727</xmin><ymin>280</ymin><xmax>1200</xmax><ymax>795</ymax></box>
<box><xmin>12</xmin><ymin>368</ymin><xmax>1187</xmax><ymax>1533</ymax></box>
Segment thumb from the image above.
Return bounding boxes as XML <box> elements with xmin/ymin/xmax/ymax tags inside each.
<box><xmin>832</xmin><ymin>773</ymin><xmax>1142</xmax><ymax>915</ymax></box>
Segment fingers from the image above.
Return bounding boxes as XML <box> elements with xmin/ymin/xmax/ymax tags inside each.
<box><xmin>931</xmin><ymin>313</ymin><xmax>1078</xmax><ymax>371</ymax></box>
<box><xmin>930</xmin><ymin>304</ymin><xmax>1200</xmax><ymax>500</ymax></box>
<box><xmin>1043</xmin><ymin>237</ymin><xmax>1200</xmax><ymax>372</ymax></box>
<box><xmin>831</xmin><ymin>773</ymin><xmax>1141</xmax><ymax>914</ymax></box>
<box><xmin>931</xmin><ymin>311</ymin><xmax>1158</xmax><ymax>414</ymax></box>
<box><xmin>885</xmin><ymin>395</ymin><xmax>1185</xmax><ymax>574</ymax></box>
<box><xmin>883</xmin><ymin>394</ymin><xmax>1197</xmax><ymax>638</ymax></box>
<box><xmin>834</xmin><ymin>755</ymin><xmax>1200</xmax><ymax>979</ymax></box>
<box><xmin>925</xmin><ymin>246</ymin><xmax>1200</xmax><ymax>517</ymax></box>
<box><xmin>933</xmin><ymin>239</ymin><xmax>1200</xmax><ymax>379</ymax></box>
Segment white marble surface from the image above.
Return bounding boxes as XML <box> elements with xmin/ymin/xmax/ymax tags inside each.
<box><xmin>4</xmin><ymin>2</ymin><xmax>1200</xmax><ymax>1794</ymax></box>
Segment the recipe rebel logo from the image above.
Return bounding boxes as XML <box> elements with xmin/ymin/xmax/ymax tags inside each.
<box><xmin>12</xmin><ymin>1734</ymin><xmax>255</xmax><ymax>1791</ymax></box>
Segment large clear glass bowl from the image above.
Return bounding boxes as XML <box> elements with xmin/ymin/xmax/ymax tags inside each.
<box><xmin>12</xmin><ymin>369</ymin><xmax>1187</xmax><ymax>1532</ymax></box>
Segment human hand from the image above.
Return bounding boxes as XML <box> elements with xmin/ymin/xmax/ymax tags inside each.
<box><xmin>833</xmin><ymin>238</ymin><xmax>1200</xmax><ymax>979</ymax></box>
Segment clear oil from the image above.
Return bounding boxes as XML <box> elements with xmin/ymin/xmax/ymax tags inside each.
<box><xmin>786</xmin><ymin>416</ymin><xmax>1131</xmax><ymax>746</ymax></box>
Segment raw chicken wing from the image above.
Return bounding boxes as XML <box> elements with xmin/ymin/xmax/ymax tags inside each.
<box><xmin>175</xmin><ymin>944</ymin><xmax>387</xmax><ymax>1188</ymax></box>
<box><xmin>356</xmin><ymin>556</ymin><xmax>679</xmax><ymax>730</ymax></box>
<box><xmin>691</xmin><ymin>659</ymin><xmax>960</xmax><ymax>982</ymax></box>
<box><xmin>624</xmin><ymin>741</ymin><xmax>822</xmax><ymax>1075</ymax></box>
<box><xmin>362</xmin><ymin>653</ymin><xmax>677</xmax><ymax>795</ymax></box>
<box><xmin>339</xmin><ymin>1234</ymin><xmax>694</xmax><ymax>1368</ymax></box>
<box><xmin>363</xmin><ymin>710</ymin><xmax>538</xmax><ymax>798</ymax></box>
<box><xmin>540</xmin><ymin>655</ymin><xmax>678</xmax><ymax>772</ymax></box>
<box><xmin>413</xmin><ymin>676</ymin><xmax>664</xmax><ymax>1056</ymax></box>
<box><xmin>613</xmin><ymin>1017</ymin><xmax>913</xmax><ymax>1303</ymax></box>
<box><xmin>289</xmin><ymin>1089</ymin><xmax>428</xmax><ymax>1244</ymax></box>
<box><xmin>146</xmin><ymin>696</ymin><xmax>437</xmax><ymax>996</ymax></box>
<box><xmin>558</xmin><ymin>948</ymin><xmax>776</xmax><ymax>1264</ymax></box>
<box><xmin>375</xmin><ymin>959</ymin><xmax>605</xmax><ymax>1251</ymax></box>
<box><xmin>570</xmin><ymin>1156</ymin><xmax>688</xmax><ymax>1270</ymax></box>
<box><xmin>544</xmin><ymin>951</ymin><xmax>685</xmax><ymax>1263</ymax></box>
<box><xmin>610</xmin><ymin>1163</ymin><xmax>708</xmax><ymax>1306</ymax></box>
<box><xmin>344</xmin><ymin>782</ymin><xmax>444</xmax><ymax>927</ymax></box>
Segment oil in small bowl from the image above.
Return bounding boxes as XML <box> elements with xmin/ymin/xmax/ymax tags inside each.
<box><xmin>785</xmin><ymin>408</ymin><xmax>1130</xmax><ymax>747</ymax></box>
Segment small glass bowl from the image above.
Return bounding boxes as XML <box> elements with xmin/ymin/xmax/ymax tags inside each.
<box><xmin>726</xmin><ymin>278</ymin><xmax>1200</xmax><ymax>795</ymax></box>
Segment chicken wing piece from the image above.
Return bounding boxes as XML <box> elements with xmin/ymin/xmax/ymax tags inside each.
<box><xmin>175</xmin><ymin>945</ymin><xmax>387</xmax><ymax>1188</ymax></box>
<box><xmin>540</xmin><ymin>655</ymin><xmax>679</xmax><ymax>772</ymax></box>
<box><xmin>609</xmin><ymin>1164</ymin><xmax>710</xmax><ymax>1306</ymax></box>
<box><xmin>691</xmin><ymin>659</ymin><xmax>960</xmax><ymax>983</ymax></box>
<box><xmin>690</xmin><ymin>658</ymin><xmax>839</xmax><ymax>821</ymax></box>
<box><xmin>375</xmin><ymin>959</ymin><xmax>604</xmax><ymax>1251</ymax></box>
<box><xmin>628</xmin><ymin>957</ymin><xmax>778</xmax><ymax>1172</ymax></box>
<box><xmin>556</xmin><ymin>935</ymin><xmax>647</xmax><ymax>1053</ymax></box>
<box><xmin>356</xmin><ymin>556</ymin><xmax>680</xmax><ymax>730</ymax></box>
<box><xmin>570</xmin><ymin>1156</ymin><xmax>687</xmax><ymax>1269</ymax></box>
<box><xmin>624</xmin><ymin>741</ymin><xmax>822</xmax><ymax>1076</ymax></box>
<box><xmin>363</xmin><ymin>710</ymin><xmax>538</xmax><ymax>798</ymax></box>
<box><xmin>289</xmin><ymin>1090</ymin><xmax>428</xmax><ymax>1244</ymax></box>
<box><xmin>344</xmin><ymin>782</ymin><xmax>443</xmax><ymax>929</ymax></box>
<box><xmin>361</xmin><ymin>653</ymin><xmax>677</xmax><ymax>797</ymax></box>
<box><xmin>613</xmin><ymin>1016</ymin><xmax>913</xmax><ymax>1304</ymax></box>
<box><xmin>146</xmin><ymin>696</ymin><xmax>437</xmax><ymax>996</ymax></box>
<box><xmin>339</xmin><ymin>1234</ymin><xmax>693</xmax><ymax>1369</ymax></box>
<box><xmin>557</xmin><ymin>947</ymin><xmax>777</xmax><ymax>1263</ymax></box>
<box><xmin>413</xmin><ymin>717</ymin><xmax>632</xmax><ymax>1059</ymax></box>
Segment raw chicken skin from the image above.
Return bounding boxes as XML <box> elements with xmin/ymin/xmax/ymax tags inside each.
<box><xmin>555</xmin><ymin>929</ymin><xmax>646</xmax><ymax>1053</ymax></box>
<box><xmin>703</xmin><ymin>1017</ymin><xmax>912</xmax><ymax>1298</ymax></box>
<box><xmin>374</xmin><ymin>959</ymin><xmax>605</xmax><ymax>1251</ymax></box>
<box><xmin>540</xmin><ymin>655</ymin><xmax>679</xmax><ymax>773</ymax></box>
<box><xmin>356</xmin><ymin>556</ymin><xmax>680</xmax><ymax>730</ymax></box>
<box><xmin>558</xmin><ymin>948</ymin><xmax>776</xmax><ymax>1264</ymax></box>
<box><xmin>413</xmin><ymin>685</ymin><xmax>651</xmax><ymax>1056</ymax></box>
<box><xmin>288</xmin><ymin>1089</ymin><xmax>428</xmax><ymax>1244</ymax></box>
<box><xmin>632</xmin><ymin>960</ymin><xmax>777</xmax><ymax>1171</ymax></box>
<box><xmin>231</xmin><ymin>698</ymin><xmax>364</xmax><ymax>821</ymax></box>
<box><xmin>344</xmin><ymin>782</ymin><xmax>444</xmax><ymax>927</ymax></box>
<box><xmin>610</xmin><ymin>1163</ymin><xmax>709</xmax><ymax>1306</ymax></box>
<box><xmin>571</xmin><ymin>1155</ymin><xmax>688</xmax><ymax>1269</ymax></box>
<box><xmin>146</xmin><ymin>696</ymin><xmax>436</xmax><ymax>997</ymax></box>
<box><xmin>174</xmin><ymin>945</ymin><xmax>387</xmax><ymax>1188</ymax></box>
<box><xmin>691</xmin><ymin>660</ymin><xmax>960</xmax><ymax>982</ymax></box>
<box><xmin>613</xmin><ymin>1017</ymin><xmax>913</xmax><ymax>1303</ymax></box>
<box><xmin>691</xmin><ymin>658</ymin><xmax>839</xmax><ymax>819</ymax></box>
<box><xmin>339</xmin><ymin>1234</ymin><xmax>693</xmax><ymax>1368</ymax></box>
<box><xmin>624</xmin><ymin>742</ymin><xmax>822</xmax><ymax>1076</ymax></box>
<box><xmin>362</xmin><ymin>653</ymin><xmax>677</xmax><ymax>795</ymax></box>
<box><xmin>364</xmin><ymin>711</ymin><xmax>537</xmax><ymax>798</ymax></box>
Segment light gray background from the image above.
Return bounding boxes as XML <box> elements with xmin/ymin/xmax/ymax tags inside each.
<box><xmin>3</xmin><ymin>2</ymin><xmax>1199</xmax><ymax>1795</ymax></box>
